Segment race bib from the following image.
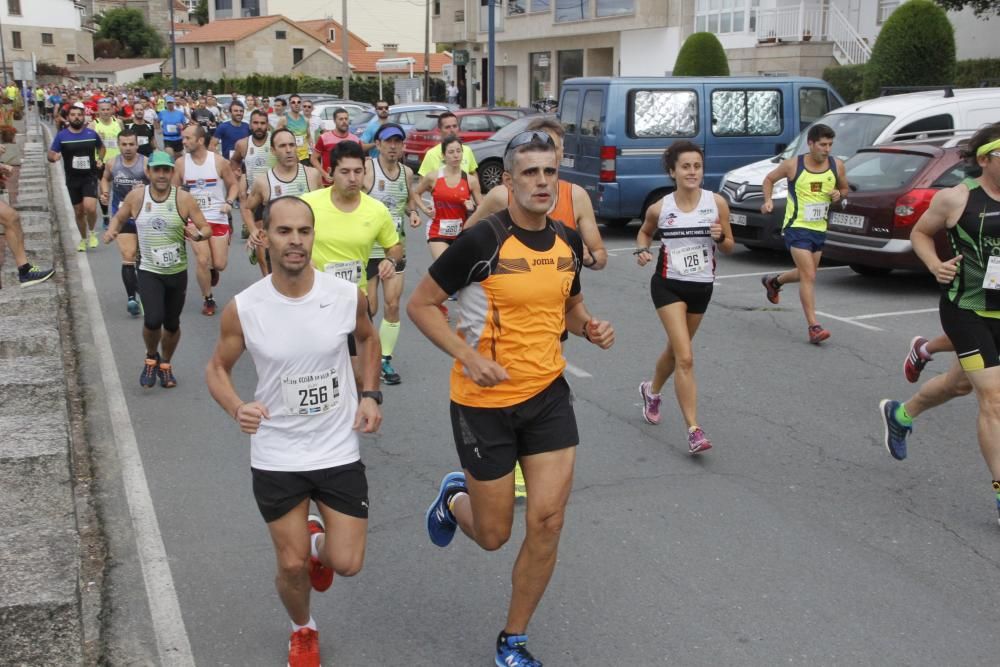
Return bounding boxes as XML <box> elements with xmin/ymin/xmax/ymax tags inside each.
<box><xmin>669</xmin><ymin>244</ymin><xmax>707</xmax><ymax>276</ymax></box>
<box><xmin>105</xmin><ymin>138</ymin><xmax>118</xmax><ymax>149</ymax></box>
<box><xmin>71</xmin><ymin>155</ymin><xmax>91</xmax><ymax>170</ymax></box>
<box><xmin>165</xmin><ymin>124</ymin><xmax>178</xmax><ymax>135</ymax></box>
<box><xmin>137</xmin><ymin>136</ymin><xmax>149</xmax><ymax>146</ymax></box>
<box><xmin>439</xmin><ymin>219</ymin><xmax>462</xmax><ymax>237</ymax></box>
<box><xmin>983</xmin><ymin>255</ymin><xmax>1000</xmax><ymax>290</ymax></box>
<box><xmin>294</xmin><ymin>135</ymin><xmax>305</xmax><ymax>147</ymax></box>
<box><xmin>280</xmin><ymin>369</ymin><xmax>340</xmax><ymax>416</ymax></box>
<box><xmin>195</xmin><ymin>195</ymin><xmax>212</xmax><ymax>210</ymax></box>
<box><xmin>391</xmin><ymin>214</ymin><xmax>404</xmax><ymax>233</ymax></box>
<box><xmin>803</xmin><ymin>202</ymin><xmax>830</xmax><ymax>222</ymax></box>
<box><xmin>324</xmin><ymin>260</ymin><xmax>363</xmax><ymax>284</ymax></box>
<box><xmin>149</xmin><ymin>243</ymin><xmax>182</xmax><ymax>269</ymax></box>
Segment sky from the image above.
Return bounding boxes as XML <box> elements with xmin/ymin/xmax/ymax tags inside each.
<box><xmin>271</xmin><ymin>0</ymin><xmax>431</xmax><ymax>52</ymax></box>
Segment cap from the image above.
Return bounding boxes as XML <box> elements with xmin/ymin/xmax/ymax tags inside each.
<box><xmin>71</xmin><ymin>102</ymin><xmax>85</xmax><ymax>109</ymax></box>
<box><xmin>375</xmin><ymin>124</ymin><xmax>406</xmax><ymax>142</ymax></box>
<box><xmin>147</xmin><ymin>151</ymin><xmax>175</xmax><ymax>169</ymax></box>
<box><xmin>165</xmin><ymin>95</ymin><xmax>175</xmax><ymax>103</ymax></box>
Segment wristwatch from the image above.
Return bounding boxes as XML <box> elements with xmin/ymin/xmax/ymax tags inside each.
<box><xmin>360</xmin><ymin>391</ymin><xmax>383</xmax><ymax>405</ymax></box>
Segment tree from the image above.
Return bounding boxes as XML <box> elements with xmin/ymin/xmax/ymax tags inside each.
<box><xmin>95</xmin><ymin>7</ymin><xmax>165</xmax><ymax>58</ymax></box>
<box><xmin>673</xmin><ymin>32</ymin><xmax>730</xmax><ymax>76</ymax></box>
<box><xmin>194</xmin><ymin>0</ymin><xmax>209</xmax><ymax>26</ymax></box>
<box><xmin>94</xmin><ymin>38</ymin><xmax>124</xmax><ymax>59</ymax></box>
<box><xmin>862</xmin><ymin>0</ymin><xmax>955</xmax><ymax>99</ymax></box>
<box><xmin>934</xmin><ymin>0</ymin><xmax>1000</xmax><ymax>17</ymax></box>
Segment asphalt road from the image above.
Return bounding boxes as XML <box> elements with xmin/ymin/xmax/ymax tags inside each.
<box><xmin>84</xmin><ymin>219</ymin><xmax>1000</xmax><ymax>666</ymax></box>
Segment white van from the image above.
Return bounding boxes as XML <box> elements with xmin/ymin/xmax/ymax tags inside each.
<box><xmin>720</xmin><ymin>87</ymin><xmax>1000</xmax><ymax>250</ymax></box>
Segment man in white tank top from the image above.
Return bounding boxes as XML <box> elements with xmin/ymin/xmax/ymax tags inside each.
<box><xmin>205</xmin><ymin>196</ymin><xmax>383</xmax><ymax>667</ymax></box>
<box><xmin>172</xmin><ymin>124</ymin><xmax>240</xmax><ymax>317</ymax></box>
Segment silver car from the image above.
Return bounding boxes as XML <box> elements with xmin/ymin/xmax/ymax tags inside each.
<box><xmin>467</xmin><ymin>114</ymin><xmax>552</xmax><ymax>193</ymax></box>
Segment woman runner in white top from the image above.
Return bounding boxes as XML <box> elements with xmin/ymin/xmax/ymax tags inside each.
<box><xmin>634</xmin><ymin>141</ymin><xmax>735</xmax><ymax>455</ymax></box>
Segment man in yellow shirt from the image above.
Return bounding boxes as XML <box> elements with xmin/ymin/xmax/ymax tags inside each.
<box><xmin>417</xmin><ymin>112</ymin><xmax>478</xmax><ymax>178</ymax></box>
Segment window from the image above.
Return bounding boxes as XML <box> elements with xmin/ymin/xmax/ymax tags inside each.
<box><xmin>275</xmin><ymin>31</ymin><xmax>287</xmax><ymax>40</ymax></box>
<box><xmin>596</xmin><ymin>0</ymin><xmax>633</xmax><ymax>17</ymax></box>
<box><xmin>557</xmin><ymin>49</ymin><xmax>583</xmax><ymax>96</ymax></box>
<box><xmin>532</xmin><ymin>0</ymin><xmax>551</xmax><ymax>10</ymax></box>
<box><xmin>932</xmin><ymin>161</ymin><xmax>969</xmax><ymax>189</ymax></box>
<box><xmin>7</xmin><ymin>0</ymin><xmax>21</xmax><ymax>16</ymax></box>
<box><xmin>508</xmin><ymin>0</ymin><xmax>526</xmax><ymax>15</ymax></box>
<box><xmin>630</xmin><ymin>90</ymin><xmax>698</xmax><ymax>138</ymax></box>
<box><xmin>696</xmin><ymin>0</ymin><xmax>744</xmax><ymax>34</ymax></box>
<box><xmin>11</xmin><ymin>32</ymin><xmax>21</xmax><ymax>50</ymax></box>
<box><xmin>491</xmin><ymin>114</ymin><xmax>515</xmax><ymax>129</ymax></box>
<box><xmin>893</xmin><ymin>114</ymin><xmax>954</xmax><ymax>141</ymax></box>
<box><xmin>220</xmin><ymin>46</ymin><xmax>226</xmax><ymax>68</ymax></box>
<box><xmin>328</xmin><ymin>29</ymin><xmax>336</xmax><ymax>42</ymax></box>
<box><xmin>711</xmin><ymin>89</ymin><xmax>781</xmax><ymax>136</ymax></box>
<box><xmin>433</xmin><ymin>0</ymin><xmax>441</xmax><ymax>16</ymax></box>
<box><xmin>530</xmin><ymin>52</ymin><xmax>552</xmax><ymax>102</ymax></box>
<box><xmin>241</xmin><ymin>0</ymin><xmax>260</xmax><ymax>16</ymax></box>
<box><xmin>66</xmin><ymin>54</ymin><xmax>75</xmax><ymax>63</ymax></box>
<box><xmin>799</xmin><ymin>87</ymin><xmax>830</xmax><ymax>129</ymax></box>
<box><xmin>194</xmin><ymin>47</ymin><xmax>200</xmax><ymax>69</ymax></box>
<box><xmin>461</xmin><ymin>114</ymin><xmax>491</xmax><ymax>131</ymax></box>
<box><xmin>293</xmin><ymin>48</ymin><xmax>304</xmax><ymax>65</ymax></box>
<box><xmin>41</xmin><ymin>33</ymin><xmax>54</xmax><ymax>46</ymax></box>
<box><xmin>559</xmin><ymin>90</ymin><xmax>579</xmax><ymax>134</ymax></box>
<box><xmin>556</xmin><ymin>0</ymin><xmax>589</xmax><ymax>22</ymax></box>
<box><xmin>181</xmin><ymin>48</ymin><xmax>187</xmax><ymax>69</ymax></box>
<box><xmin>877</xmin><ymin>0</ymin><xmax>899</xmax><ymax>24</ymax></box>
<box><xmin>844</xmin><ymin>151</ymin><xmax>930</xmax><ymax>191</ymax></box>
<box><xmin>214</xmin><ymin>0</ymin><xmax>232</xmax><ymax>17</ymax></box>
<box><xmin>580</xmin><ymin>90</ymin><xmax>603</xmax><ymax>136</ymax></box>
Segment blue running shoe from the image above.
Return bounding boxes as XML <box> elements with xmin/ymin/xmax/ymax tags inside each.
<box><xmin>140</xmin><ymin>355</ymin><xmax>159</xmax><ymax>389</ymax></box>
<box><xmin>426</xmin><ymin>472</ymin><xmax>466</xmax><ymax>547</ymax></box>
<box><xmin>495</xmin><ymin>633</ymin><xmax>542</xmax><ymax>667</ymax></box>
<box><xmin>879</xmin><ymin>399</ymin><xmax>911</xmax><ymax>461</ymax></box>
<box><xmin>127</xmin><ymin>297</ymin><xmax>141</xmax><ymax>317</ymax></box>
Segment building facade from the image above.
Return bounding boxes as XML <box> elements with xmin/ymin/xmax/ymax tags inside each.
<box><xmin>67</xmin><ymin>57</ymin><xmax>165</xmax><ymax>85</ymax></box>
<box><xmin>1</xmin><ymin>0</ymin><xmax>95</xmax><ymax>77</ymax></box>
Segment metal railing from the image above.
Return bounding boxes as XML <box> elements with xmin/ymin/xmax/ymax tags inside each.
<box><xmin>827</xmin><ymin>3</ymin><xmax>871</xmax><ymax>65</ymax></box>
<box><xmin>753</xmin><ymin>1</ymin><xmax>871</xmax><ymax>65</ymax></box>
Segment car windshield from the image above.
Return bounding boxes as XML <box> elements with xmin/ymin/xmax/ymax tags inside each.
<box><xmin>351</xmin><ymin>110</ymin><xmax>374</xmax><ymax>125</ymax></box>
<box><xmin>488</xmin><ymin>116</ymin><xmax>538</xmax><ymax>143</ymax></box>
<box><xmin>414</xmin><ymin>113</ymin><xmax>442</xmax><ymax>131</ymax></box>
<box><xmin>844</xmin><ymin>151</ymin><xmax>931</xmax><ymax>192</ymax></box>
<box><xmin>780</xmin><ymin>113</ymin><xmax>895</xmax><ymax>161</ymax></box>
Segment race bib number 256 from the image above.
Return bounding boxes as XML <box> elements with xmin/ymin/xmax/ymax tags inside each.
<box><xmin>281</xmin><ymin>369</ymin><xmax>340</xmax><ymax>416</ymax></box>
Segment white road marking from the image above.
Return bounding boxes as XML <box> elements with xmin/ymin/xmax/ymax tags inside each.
<box><xmin>849</xmin><ymin>307</ymin><xmax>939</xmax><ymax>320</ymax></box>
<box><xmin>815</xmin><ymin>310</ymin><xmax>884</xmax><ymax>331</ymax></box>
<box><xmin>715</xmin><ymin>266</ymin><xmax>852</xmax><ymax>281</ymax></box>
<box><xmin>52</xmin><ymin>156</ymin><xmax>195</xmax><ymax>665</ymax></box>
<box><xmin>565</xmin><ymin>362</ymin><xmax>593</xmax><ymax>378</ymax></box>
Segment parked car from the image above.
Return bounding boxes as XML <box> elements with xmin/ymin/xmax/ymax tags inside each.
<box><xmin>313</xmin><ymin>101</ymin><xmax>375</xmax><ymax>130</ymax></box>
<box><xmin>467</xmin><ymin>114</ymin><xmax>558</xmax><ymax>193</ymax></box>
<box><xmin>557</xmin><ymin>75</ymin><xmax>846</xmax><ymax>227</ymax></box>
<box><xmin>275</xmin><ymin>93</ymin><xmax>341</xmax><ymax>104</ymax></box>
<box><xmin>403</xmin><ymin>108</ymin><xmax>521</xmax><ymax>170</ymax></box>
<box><xmin>820</xmin><ymin>139</ymin><xmax>967</xmax><ymax>275</ymax></box>
<box><xmin>722</xmin><ymin>86</ymin><xmax>1000</xmax><ymax>250</ymax></box>
<box><xmin>351</xmin><ymin>103</ymin><xmax>456</xmax><ymax>138</ymax></box>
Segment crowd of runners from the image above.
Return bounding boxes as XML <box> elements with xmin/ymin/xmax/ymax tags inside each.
<box><xmin>20</xmin><ymin>82</ymin><xmax>1000</xmax><ymax>667</ymax></box>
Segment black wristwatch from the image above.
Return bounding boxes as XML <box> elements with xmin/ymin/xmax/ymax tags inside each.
<box><xmin>360</xmin><ymin>391</ymin><xmax>383</xmax><ymax>405</ymax></box>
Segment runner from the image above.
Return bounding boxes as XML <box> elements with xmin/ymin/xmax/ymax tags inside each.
<box><xmin>409</xmin><ymin>130</ymin><xmax>614</xmax><ymax>667</ymax></box>
<box><xmin>126</xmin><ymin>101</ymin><xmax>157</xmax><ymax>157</ymax></box>
<box><xmin>103</xmin><ymin>150</ymin><xmax>211</xmax><ymax>388</ymax></box>
<box><xmin>205</xmin><ymin>195</ymin><xmax>382</xmax><ymax>667</ymax></box>
<box><xmin>0</xmin><ymin>163</ymin><xmax>55</xmax><ymax>287</ymax></box>
<box><xmin>90</xmin><ymin>99</ymin><xmax>124</xmax><ymax>229</ymax></box>
<box><xmin>234</xmin><ymin>110</ymin><xmax>273</xmax><ymax>267</ymax></box>
<box><xmin>190</xmin><ymin>97</ymin><xmax>217</xmax><ymax>133</ymax></box>
<box><xmin>99</xmin><ymin>128</ymin><xmax>148</xmax><ymax>316</ymax></box>
<box><xmin>156</xmin><ymin>96</ymin><xmax>187</xmax><ymax>157</ymax></box>
<box><xmin>301</xmin><ymin>100</ymin><xmax>322</xmax><ymax>148</ymax></box>
<box><xmin>173</xmin><ymin>124</ymin><xmax>240</xmax><ymax>316</ymax></box>
<box><xmin>48</xmin><ymin>103</ymin><xmax>105</xmax><ymax>252</ymax></box>
<box><xmin>34</xmin><ymin>86</ymin><xmax>45</xmax><ymax>117</ymax></box>
<box><xmin>268</xmin><ymin>98</ymin><xmax>286</xmax><ymax>131</ymax></box>
<box><xmin>635</xmin><ymin>141</ymin><xmax>734</xmax><ymax>454</ymax></box>
<box><xmin>417</xmin><ymin>111</ymin><xmax>478</xmax><ymax>178</ymax></box>
<box><xmin>209</xmin><ymin>101</ymin><xmax>250</xmax><ymax>160</ymax></box>
<box><xmin>413</xmin><ymin>136</ymin><xmax>482</xmax><ymax>261</ymax></box>
<box><xmin>879</xmin><ymin>122</ymin><xmax>1000</xmax><ymax>527</ymax></box>
<box><xmin>359</xmin><ymin>100</ymin><xmax>390</xmax><ymax>156</ymax></box>
<box><xmin>310</xmin><ymin>108</ymin><xmax>360</xmax><ymax>186</ymax></box>
<box><xmin>276</xmin><ymin>94</ymin><xmax>312</xmax><ymax>166</ymax></box>
<box><xmin>362</xmin><ymin>123</ymin><xmax>420</xmax><ymax>385</ymax></box>
<box><xmin>760</xmin><ymin>123</ymin><xmax>849</xmax><ymax>344</ymax></box>
<box><xmin>464</xmin><ymin>117</ymin><xmax>607</xmax><ymax>270</ymax></box>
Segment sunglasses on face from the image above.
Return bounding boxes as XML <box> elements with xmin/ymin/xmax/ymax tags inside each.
<box><xmin>376</xmin><ymin>106</ymin><xmax>389</xmax><ymax>111</ymax></box>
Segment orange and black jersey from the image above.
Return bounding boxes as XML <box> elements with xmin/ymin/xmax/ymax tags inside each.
<box><xmin>428</xmin><ymin>210</ymin><xmax>583</xmax><ymax>408</ymax></box>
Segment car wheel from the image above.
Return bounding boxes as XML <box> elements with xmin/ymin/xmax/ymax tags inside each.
<box><xmin>478</xmin><ymin>160</ymin><xmax>503</xmax><ymax>194</ymax></box>
<box><xmin>849</xmin><ymin>263</ymin><xmax>893</xmax><ymax>277</ymax></box>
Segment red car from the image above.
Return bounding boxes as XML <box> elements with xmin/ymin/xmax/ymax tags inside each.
<box><xmin>403</xmin><ymin>108</ymin><xmax>521</xmax><ymax>170</ymax></box>
<box><xmin>822</xmin><ymin>140</ymin><xmax>967</xmax><ymax>275</ymax></box>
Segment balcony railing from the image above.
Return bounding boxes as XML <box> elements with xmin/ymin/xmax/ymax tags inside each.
<box><xmin>753</xmin><ymin>1</ymin><xmax>871</xmax><ymax>65</ymax></box>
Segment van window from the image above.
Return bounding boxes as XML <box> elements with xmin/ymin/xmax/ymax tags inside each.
<box><xmin>580</xmin><ymin>91</ymin><xmax>603</xmax><ymax>136</ymax></box>
<box><xmin>711</xmin><ymin>89</ymin><xmax>781</xmax><ymax>136</ymax></box>
<box><xmin>630</xmin><ymin>90</ymin><xmax>698</xmax><ymax>138</ymax></box>
<box><xmin>892</xmin><ymin>114</ymin><xmax>954</xmax><ymax>141</ymax></box>
<box><xmin>560</xmin><ymin>90</ymin><xmax>579</xmax><ymax>134</ymax></box>
<box><xmin>799</xmin><ymin>87</ymin><xmax>830</xmax><ymax>128</ymax></box>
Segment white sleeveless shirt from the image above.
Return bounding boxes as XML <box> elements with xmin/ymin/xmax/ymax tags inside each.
<box><xmin>656</xmin><ymin>189</ymin><xmax>719</xmax><ymax>284</ymax></box>
<box><xmin>235</xmin><ymin>270</ymin><xmax>360</xmax><ymax>471</ymax></box>
<box><xmin>183</xmin><ymin>152</ymin><xmax>227</xmax><ymax>225</ymax></box>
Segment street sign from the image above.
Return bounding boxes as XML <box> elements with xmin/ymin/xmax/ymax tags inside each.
<box><xmin>453</xmin><ymin>50</ymin><xmax>469</xmax><ymax>66</ymax></box>
<box><xmin>13</xmin><ymin>60</ymin><xmax>34</xmax><ymax>82</ymax></box>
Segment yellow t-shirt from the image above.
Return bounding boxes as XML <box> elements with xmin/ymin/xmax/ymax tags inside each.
<box><xmin>93</xmin><ymin>118</ymin><xmax>123</xmax><ymax>162</ymax></box>
<box><xmin>418</xmin><ymin>143</ymin><xmax>479</xmax><ymax>177</ymax></box>
<box><xmin>301</xmin><ymin>188</ymin><xmax>400</xmax><ymax>294</ymax></box>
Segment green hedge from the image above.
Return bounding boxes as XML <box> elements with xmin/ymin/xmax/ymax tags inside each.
<box><xmin>954</xmin><ymin>58</ymin><xmax>1000</xmax><ymax>87</ymax></box>
<box><xmin>673</xmin><ymin>32</ymin><xmax>730</xmax><ymax>76</ymax></box>
<box><xmin>824</xmin><ymin>58</ymin><xmax>1000</xmax><ymax>104</ymax></box>
<box><xmin>822</xmin><ymin>64</ymin><xmax>866</xmax><ymax>104</ymax></box>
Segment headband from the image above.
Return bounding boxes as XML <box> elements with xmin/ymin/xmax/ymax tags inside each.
<box><xmin>976</xmin><ymin>138</ymin><xmax>1000</xmax><ymax>157</ymax></box>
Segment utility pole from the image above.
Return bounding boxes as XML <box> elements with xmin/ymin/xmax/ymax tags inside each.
<box><xmin>342</xmin><ymin>0</ymin><xmax>350</xmax><ymax>99</ymax></box>
<box><xmin>0</xmin><ymin>9</ymin><xmax>8</xmax><ymax>87</ymax></box>
<box><xmin>169</xmin><ymin>0</ymin><xmax>177</xmax><ymax>90</ymax></box>
<box><xmin>487</xmin><ymin>0</ymin><xmax>495</xmax><ymax>108</ymax></box>
<box><xmin>423</xmin><ymin>0</ymin><xmax>430</xmax><ymax>101</ymax></box>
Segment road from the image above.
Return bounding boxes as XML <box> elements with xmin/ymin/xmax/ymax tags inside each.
<box><xmin>81</xmin><ymin>218</ymin><xmax>999</xmax><ymax>666</ymax></box>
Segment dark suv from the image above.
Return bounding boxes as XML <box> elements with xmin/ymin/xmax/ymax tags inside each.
<box><xmin>822</xmin><ymin>140</ymin><xmax>967</xmax><ymax>275</ymax></box>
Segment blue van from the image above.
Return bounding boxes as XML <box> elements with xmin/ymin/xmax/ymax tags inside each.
<box><xmin>557</xmin><ymin>76</ymin><xmax>845</xmax><ymax>226</ymax></box>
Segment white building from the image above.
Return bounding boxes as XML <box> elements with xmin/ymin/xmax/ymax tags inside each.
<box><xmin>67</xmin><ymin>58</ymin><xmax>165</xmax><ymax>85</ymax></box>
<box><xmin>0</xmin><ymin>0</ymin><xmax>95</xmax><ymax>79</ymax></box>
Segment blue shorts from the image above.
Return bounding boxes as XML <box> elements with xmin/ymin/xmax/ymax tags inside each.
<box><xmin>783</xmin><ymin>227</ymin><xmax>826</xmax><ymax>253</ymax></box>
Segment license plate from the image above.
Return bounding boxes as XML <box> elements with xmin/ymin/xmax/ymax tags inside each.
<box><xmin>729</xmin><ymin>213</ymin><xmax>747</xmax><ymax>226</ymax></box>
<box><xmin>830</xmin><ymin>212</ymin><xmax>865</xmax><ymax>230</ymax></box>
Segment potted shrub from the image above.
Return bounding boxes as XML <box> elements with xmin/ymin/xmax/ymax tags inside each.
<box><xmin>803</xmin><ymin>29</ymin><xmax>812</xmax><ymax>41</ymax></box>
<box><xmin>0</xmin><ymin>125</ymin><xmax>15</xmax><ymax>143</ymax></box>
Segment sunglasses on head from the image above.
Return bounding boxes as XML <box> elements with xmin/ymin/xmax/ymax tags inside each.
<box><xmin>504</xmin><ymin>130</ymin><xmax>554</xmax><ymax>155</ymax></box>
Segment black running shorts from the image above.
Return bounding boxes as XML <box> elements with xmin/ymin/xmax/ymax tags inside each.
<box><xmin>366</xmin><ymin>256</ymin><xmax>407</xmax><ymax>281</ymax></box>
<box><xmin>66</xmin><ymin>176</ymin><xmax>99</xmax><ymax>206</ymax></box>
<box><xmin>650</xmin><ymin>274</ymin><xmax>714</xmax><ymax>314</ymax></box>
<box><xmin>450</xmin><ymin>375</ymin><xmax>578</xmax><ymax>482</ymax></box>
<box><xmin>163</xmin><ymin>139</ymin><xmax>183</xmax><ymax>154</ymax></box>
<box><xmin>251</xmin><ymin>460</ymin><xmax>369</xmax><ymax>523</ymax></box>
<box><xmin>940</xmin><ymin>295</ymin><xmax>1000</xmax><ymax>372</ymax></box>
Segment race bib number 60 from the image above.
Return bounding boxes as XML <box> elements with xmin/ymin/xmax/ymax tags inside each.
<box><xmin>281</xmin><ymin>369</ymin><xmax>340</xmax><ymax>416</ymax></box>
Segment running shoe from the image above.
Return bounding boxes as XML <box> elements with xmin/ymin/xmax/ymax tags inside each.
<box><xmin>993</xmin><ymin>481</ymin><xmax>1000</xmax><ymax>528</ymax></box>
<box><xmin>157</xmin><ymin>362</ymin><xmax>177</xmax><ymax>388</ymax></box>
<box><xmin>139</xmin><ymin>355</ymin><xmax>159</xmax><ymax>389</ymax></box>
<box><xmin>241</xmin><ymin>224</ymin><xmax>250</xmax><ymax>240</ymax></box>
<box><xmin>495</xmin><ymin>633</ymin><xmax>542</xmax><ymax>667</ymax></box>
<box><xmin>688</xmin><ymin>427</ymin><xmax>713</xmax><ymax>454</ymax></box>
<box><xmin>808</xmin><ymin>324</ymin><xmax>830</xmax><ymax>345</ymax></box>
<box><xmin>879</xmin><ymin>399</ymin><xmax>911</xmax><ymax>461</ymax></box>
<box><xmin>18</xmin><ymin>264</ymin><xmax>55</xmax><ymax>287</ymax></box>
<box><xmin>287</xmin><ymin>627</ymin><xmax>321</xmax><ymax>667</ymax></box>
<box><xmin>126</xmin><ymin>296</ymin><xmax>142</xmax><ymax>317</ymax></box>
<box><xmin>514</xmin><ymin>461</ymin><xmax>527</xmax><ymax>500</ymax></box>
<box><xmin>638</xmin><ymin>380</ymin><xmax>661</xmax><ymax>425</ymax></box>
<box><xmin>380</xmin><ymin>356</ymin><xmax>401</xmax><ymax>385</ymax></box>
<box><xmin>761</xmin><ymin>274</ymin><xmax>781</xmax><ymax>304</ymax></box>
<box><xmin>210</xmin><ymin>268</ymin><xmax>220</xmax><ymax>287</ymax></box>
<box><xmin>426</xmin><ymin>471</ymin><xmax>466</xmax><ymax>548</ymax></box>
<box><xmin>202</xmin><ymin>297</ymin><xmax>216</xmax><ymax>316</ymax></box>
<box><xmin>88</xmin><ymin>232</ymin><xmax>99</xmax><ymax>249</ymax></box>
<box><xmin>904</xmin><ymin>336</ymin><xmax>931</xmax><ymax>383</ymax></box>
<box><xmin>77</xmin><ymin>238</ymin><xmax>87</xmax><ymax>252</ymax></box>
<box><xmin>306</xmin><ymin>513</ymin><xmax>334</xmax><ymax>592</ymax></box>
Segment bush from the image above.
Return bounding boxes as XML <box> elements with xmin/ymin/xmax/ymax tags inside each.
<box><xmin>954</xmin><ymin>58</ymin><xmax>1000</xmax><ymax>87</ymax></box>
<box><xmin>673</xmin><ymin>32</ymin><xmax>730</xmax><ymax>76</ymax></box>
<box><xmin>823</xmin><ymin>64</ymin><xmax>866</xmax><ymax>104</ymax></box>
<box><xmin>134</xmin><ymin>74</ymin><xmax>414</xmax><ymax>105</ymax></box>
<box><xmin>862</xmin><ymin>0</ymin><xmax>955</xmax><ymax>99</ymax></box>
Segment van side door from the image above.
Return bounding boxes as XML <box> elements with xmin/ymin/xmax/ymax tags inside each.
<box><xmin>573</xmin><ymin>87</ymin><xmax>607</xmax><ymax>205</ymax></box>
<box><xmin>558</xmin><ymin>88</ymin><xmax>583</xmax><ymax>184</ymax></box>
